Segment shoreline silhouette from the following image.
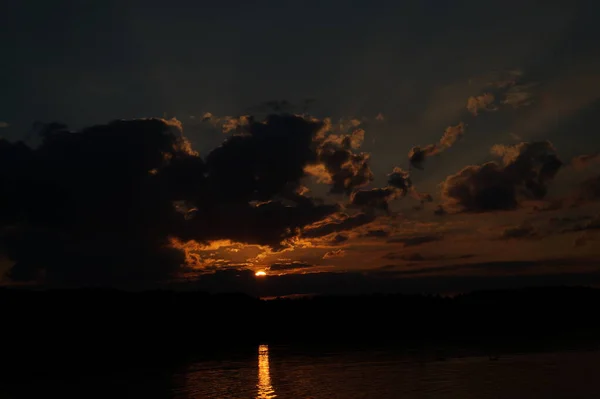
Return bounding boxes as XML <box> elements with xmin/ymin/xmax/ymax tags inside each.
<box><xmin>2</xmin><ymin>285</ymin><xmax>600</xmax><ymax>379</ymax></box>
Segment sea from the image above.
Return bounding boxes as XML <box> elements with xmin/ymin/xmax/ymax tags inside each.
<box><xmin>2</xmin><ymin>345</ymin><xmax>599</xmax><ymax>398</ymax></box>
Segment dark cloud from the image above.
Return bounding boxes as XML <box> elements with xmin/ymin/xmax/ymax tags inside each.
<box><xmin>0</xmin><ymin>118</ymin><xmax>195</xmax><ymax>286</ymax></box>
<box><xmin>440</xmin><ymin>141</ymin><xmax>563</xmax><ymax>213</ymax></box>
<box><xmin>571</xmin><ymin>152</ymin><xmax>600</xmax><ymax>171</ymax></box>
<box><xmin>348</xmin><ymin>166</ymin><xmax>413</xmax><ymax>212</ymax></box>
<box><xmin>403</xmin><ymin>253</ymin><xmax>426</xmax><ymax>262</ymax></box>
<box><xmin>349</xmin><ymin>188</ymin><xmax>399</xmax><ymax>213</ymax></box>
<box><xmin>302</xmin><ymin>213</ymin><xmax>376</xmax><ymax>239</ymax></box>
<box><xmin>466</xmin><ymin>70</ymin><xmax>535</xmax><ymax>115</ymax></box>
<box><xmin>313</xmin><ymin>140</ymin><xmax>373</xmax><ymax>195</ymax></box>
<box><xmin>269</xmin><ymin>261</ymin><xmax>313</xmax><ymax>271</ymax></box>
<box><xmin>261</xmin><ymin>100</ymin><xmax>293</xmax><ymax>113</ymax></box>
<box><xmin>373</xmin><ymin>258</ymin><xmax>599</xmax><ymax>280</ymax></box>
<box><xmin>301</xmin><ymin>117</ymin><xmax>374</xmax><ymax>195</ymax></box>
<box><xmin>485</xmin><ymin>69</ymin><xmax>524</xmax><ymax>89</ymax></box>
<box><xmin>204</xmin><ymin>112</ymin><xmax>374</xmax><ymax>196</ymax></box>
<box><xmin>499</xmin><ymin>223</ymin><xmax>538</xmax><ymax>240</ymax></box>
<box><xmin>574</xmin><ymin>174</ymin><xmax>600</xmax><ymax>203</ymax></box>
<box><xmin>363</xmin><ymin>229</ymin><xmax>390</xmax><ymax>238</ymax></box>
<box><xmin>574</xmin><ymin>234</ymin><xmax>590</xmax><ymax>248</ymax></box>
<box><xmin>374</xmin><ymin>261</ymin><xmax>522</xmax><ymax>277</ymax></box>
<box><xmin>243</xmin><ymin>99</ymin><xmax>319</xmax><ymax>115</ymax></box>
<box><xmin>408</xmin><ymin>122</ymin><xmax>465</xmax><ymax>170</ymax></box>
<box><xmin>434</xmin><ymin>205</ymin><xmax>447</xmax><ymax>216</ymax></box>
<box><xmin>0</xmin><ymin>113</ymin><xmax>386</xmax><ymax>286</ymax></box>
<box><xmin>383</xmin><ymin>252</ymin><xmax>426</xmax><ymax>262</ymax></box>
<box><xmin>562</xmin><ymin>215</ymin><xmax>600</xmax><ymax>233</ymax></box>
<box><xmin>408</xmin><ymin>145</ymin><xmax>437</xmax><ymax>171</ymax></box>
<box><xmin>176</xmin><ymin>260</ymin><xmax>600</xmax><ymax>296</ymax></box>
<box><xmin>323</xmin><ymin>249</ymin><xmax>346</xmax><ymax>259</ymax></box>
<box><xmin>412</xmin><ymin>191</ymin><xmax>434</xmax><ymax>211</ymax></box>
<box><xmin>387</xmin><ymin>167</ymin><xmax>412</xmax><ymax>194</ymax></box>
<box><xmin>386</xmin><ymin>234</ymin><xmax>443</xmax><ymax>247</ymax></box>
<box><xmin>383</xmin><ymin>252</ymin><xmax>474</xmax><ymax>262</ymax></box>
<box><xmin>549</xmin><ymin>215</ymin><xmax>593</xmax><ymax>227</ymax></box>
<box><xmin>331</xmin><ymin>234</ymin><xmax>349</xmax><ymax>244</ymax></box>
<box><xmin>502</xmin><ymin>83</ymin><xmax>536</xmax><ymax>108</ymax></box>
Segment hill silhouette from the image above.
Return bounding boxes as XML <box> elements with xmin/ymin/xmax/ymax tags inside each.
<box><xmin>1</xmin><ymin>286</ymin><xmax>600</xmax><ymax>378</ymax></box>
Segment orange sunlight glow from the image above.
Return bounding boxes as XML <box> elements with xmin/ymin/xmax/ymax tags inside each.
<box><xmin>257</xmin><ymin>344</ymin><xmax>276</xmax><ymax>398</ymax></box>
<box><xmin>255</xmin><ymin>271</ymin><xmax>267</xmax><ymax>277</ymax></box>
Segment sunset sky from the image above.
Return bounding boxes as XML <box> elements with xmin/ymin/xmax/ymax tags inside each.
<box><xmin>1</xmin><ymin>0</ymin><xmax>600</xmax><ymax>294</ymax></box>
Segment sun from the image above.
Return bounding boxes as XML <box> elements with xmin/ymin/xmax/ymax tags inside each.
<box><xmin>255</xmin><ymin>270</ymin><xmax>267</xmax><ymax>277</ymax></box>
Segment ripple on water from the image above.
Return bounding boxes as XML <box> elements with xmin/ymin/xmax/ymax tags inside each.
<box><xmin>174</xmin><ymin>347</ymin><xmax>600</xmax><ymax>399</ymax></box>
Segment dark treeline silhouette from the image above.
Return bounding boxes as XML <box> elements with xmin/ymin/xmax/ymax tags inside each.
<box><xmin>2</xmin><ymin>286</ymin><xmax>600</xmax><ymax>378</ymax></box>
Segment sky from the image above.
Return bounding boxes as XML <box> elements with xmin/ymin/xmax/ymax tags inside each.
<box><xmin>1</xmin><ymin>0</ymin><xmax>600</xmax><ymax>295</ymax></box>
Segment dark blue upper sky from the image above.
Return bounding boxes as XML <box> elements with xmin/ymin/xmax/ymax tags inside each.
<box><xmin>1</xmin><ymin>0</ymin><xmax>600</xmax><ymax>292</ymax></box>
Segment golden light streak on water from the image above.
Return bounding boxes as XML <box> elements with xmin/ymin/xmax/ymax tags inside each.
<box><xmin>257</xmin><ymin>344</ymin><xmax>276</xmax><ymax>399</ymax></box>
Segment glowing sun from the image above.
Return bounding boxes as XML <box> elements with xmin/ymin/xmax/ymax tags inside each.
<box><xmin>255</xmin><ymin>270</ymin><xmax>267</xmax><ymax>277</ymax></box>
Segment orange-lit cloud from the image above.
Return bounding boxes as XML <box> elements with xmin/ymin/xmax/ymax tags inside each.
<box><xmin>466</xmin><ymin>93</ymin><xmax>497</xmax><ymax>115</ymax></box>
<box><xmin>323</xmin><ymin>249</ymin><xmax>346</xmax><ymax>259</ymax></box>
<box><xmin>409</xmin><ymin>122</ymin><xmax>466</xmax><ymax>169</ymax></box>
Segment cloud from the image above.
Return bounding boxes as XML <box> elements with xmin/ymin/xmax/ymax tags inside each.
<box><xmin>323</xmin><ymin>249</ymin><xmax>346</xmax><ymax>259</ymax></box>
<box><xmin>499</xmin><ymin>223</ymin><xmax>538</xmax><ymax>240</ymax></box>
<box><xmin>573</xmin><ymin>175</ymin><xmax>600</xmax><ymax>203</ymax></box>
<box><xmin>386</xmin><ymin>234</ymin><xmax>443</xmax><ymax>247</ymax></box>
<box><xmin>434</xmin><ymin>205</ymin><xmax>447</xmax><ymax>216</ymax></box>
<box><xmin>408</xmin><ymin>122</ymin><xmax>465</xmax><ymax>170</ymax></box>
<box><xmin>548</xmin><ymin>215</ymin><xmax>593</xmax><ymax>228</ymax></box>
<box><xmin>298</xmin><ymin>116</ymin><xmax>375</xmax><ymax>195</ymax></box>
<box><xmin>269</xmin><ymin>261</ymin><xmax>313</xmax><ymax>271</ymax></box>
<box><xmin>349</xmin><ymin>188</ymin><xmax>399</xmax><ymax>213</ymax></box>
<box><xmin>466</xmin><ymin>70</ymin><xmax>537</xmax><ymax>116</ymax></box>
<box><xmin>0</xmin><ymin>122</ymin><xmax>8</xmax><ymax>128</ymax></box>
<box><xmin>411</xmin><ymin>190</ymin><xmax>434</xmax><ymax>211</ymax></box>
<box><xmin>502</xmin><ymin>83</ymin><xmax>536</xmax><ymax>108</ymax></box>
<box><xmin>177</xmin><ymin>261</ymin><xmax>600</xmax><ymax>296</ymax></box>
<box><xmin>570</xmin><ymin>152</ymin><xmax>600</xmax><ymax>171</ymax></box>
<box><xmin>466</xmin><ymin>70</ymin><xmax>535</xmax><ymax>116</ymax></box>
<box><xmin>402</xmin><ymin>253</ymin><xmax>426</xmax><ymax>262</ymax></box>
<box><xmin>262</xmin><ymin>100</ymin><xmax>293</xmax><ymax>113</ymax></box>
<box><xmin>363</xmin><ymin>229</ymin><xmax>390</xmax><ymax>238</ymax></box>
<box><xmin>408</xmin><ymin>145</ymin><xmax>437</xmax><ymax>171</ymax></box>
<box><xmin>574</xmin><ymin>233</ymin><xmax>590</xmax><ymax>248</ymax></box>
<box><xmin>221</xmin><ymin>115</ymin><xmax>252</xmax><ymax>133</ymax></box>
<box><xmin>383</xmin><ymin>252</ymin><xmax>426</xmax><ymax>262</ymax></box>
<box><xmin>382</xmin><ymin>252</ymin><xmax>474</xmax><ymax>263</ymax></box>
<box><xmin>346</xmin><ymin>166</ymin><xmax>414</xmax><ymax>213</ymax></box>
<box><xmin>302</xmin><ymin>212</ymin><xmax>376</xmax><ymax>239</ymax></box>
<box><xmin>0</xmin><ymin>118</ymin><xmax>195</xmax><ymax>285</ymax></box>
<box><xmin>562</xmin><ymin>215</ymin><xmax>600</xmax><ymax>233</ymax></box>
<box><xmin>508</xmin><ymin>63</ymin><xmax>600</xmax><ymax>140</ymax></box>
<box><xmin>331</xmin><ymin>234</ymin><xmax>349</xmax><ymax>244</ymax></box>
<box><xmin>440</xmin><ymin>141</ymin><xmax>563</xmax><ymax>213</ymax></box>
<box><xmin>0</xmin><ymin>113</ymin><xmax>391</xmax><ymax>286</ymax></box>
<box><xmin>485</xmin><ymin>69</ymin><xmax>523</xmax><ymax>89</ymax></box>
<box><xmin>312</xmin><ymin>142</ymin><xmax>373</xmax><ymax>196</ymax></box>
<box><xmin>387</xmin><ymin>168</ymin><xmax>411</xmax><ymax>195</ymax></box>
<box><xmin>466</xmin><ymin>93</ymin><xmax>497</xmax><ymax>115</ymax></box>
<box><xmin>374</xmin><ymin>258</ymin><xmax>599</xmax><ymax>280</ymax></box>
<box><xmin>438</xmin><ymin>122</ymin><xmax>467</xmax><ymax>149</ymax></box>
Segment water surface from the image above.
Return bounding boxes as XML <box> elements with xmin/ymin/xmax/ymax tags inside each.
<box><xmin>3</xmin><ymin>346</ymin><xmax>600</xmax><ymax>398</ymax></box>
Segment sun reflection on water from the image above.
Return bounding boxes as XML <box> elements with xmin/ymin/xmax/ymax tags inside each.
<box><xmin>257</xmin><ymin>344</ymin><xmax>276</xmax><ymax>399</ymax></box>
